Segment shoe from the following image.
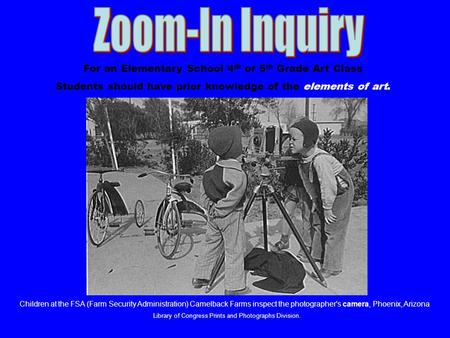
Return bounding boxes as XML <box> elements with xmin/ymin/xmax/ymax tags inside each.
<box><xmin>321</xmin><ymin>269</ymin><xmax>341</xmax><ymax>278</ymax></box>
<box><xmin>224</xmin><ymin>287</ymin><xmax>251</xmax><ymax>295</ymax></box>
<box><xmin>310</xmin><ymin>269</ymin><xmax>341</xmax><ymax>279</ymax></box>
<box><xmin>296</xmin><ymin>251</ymin><xmax>309</xmax><ymax>263</ymax></box>
<box><xmin>272</xmin><ymin>240</ymin><xmax>289</xmax><ymax>252</ymax></box>
<box><xmin>192</xmin><ymin>278</ymin><xmax>209</xmax><ymax>288</ymax></box>
<box><xmin>296</xmin><ymin>247</ymin><xmax>313</xmax><ymax>263</ymax></box>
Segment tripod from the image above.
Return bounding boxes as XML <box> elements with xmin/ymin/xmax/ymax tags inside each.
<box><xmin>205</xmin><ymin>173</ymin><xmax>327</xmax><ymax>292</ymax></box>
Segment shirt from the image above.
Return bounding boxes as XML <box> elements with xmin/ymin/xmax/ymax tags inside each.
<box><xmin>299</xmin><ymin>148</ymin><xmax>344</xmax><ymax>210</ymax></box>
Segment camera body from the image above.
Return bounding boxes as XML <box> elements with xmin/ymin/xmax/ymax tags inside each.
<box><xmin>248</xmin><ymin>126</ymin><xmax>289</xmax><ymax>156</ymax></box>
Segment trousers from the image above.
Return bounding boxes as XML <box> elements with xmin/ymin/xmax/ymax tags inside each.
<box><xmin>310</xmin><ymin>170</ymin><xmax>354</xmax><ymax>272</ymax></box>
<box><xmin>194</xmin><ymin>210</ymin><xmax>246</xmax><ymax>291</ymax></box>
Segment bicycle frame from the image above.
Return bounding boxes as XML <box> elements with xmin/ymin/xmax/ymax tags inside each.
<box><xmin>88</xmin><ymin>173</ymin><xmax>114</xmax><ymax>246</ymax></box>
<box><xmin>87</xmin><ymin>169</ymin><xmax>129</xmax><ymax>246</ymax></box>
<box><xmin>139</xmin><ymin>169</ymin><xmax>208</xmax><ymax>258</ymax></box>
<box><xmin>165</xmin><ymin>177</ymin><xmax>207</xmax><ymax>221</ymax></box>
<box><xmin>89</xmin><ymin>170</ymin><xmax>129</xmax><ymax>216</ymax></box>
<box><xmin>140</xmin><ymin>169</ymin><xmax>207</xmax><ymax>220</ymax></box>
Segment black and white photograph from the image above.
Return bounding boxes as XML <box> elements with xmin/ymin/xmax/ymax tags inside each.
<box><xmin>86</xmin><ymin>98</ymin><xmax>368</xmax><ymax>295</ymax></box>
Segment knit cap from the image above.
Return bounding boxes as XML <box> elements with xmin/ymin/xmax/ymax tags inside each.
<box><xmin>290</xmin><ymin>118</ymin><xmax>319</xmax><ymax>149</ymax></box>
<box><xmin>208</xmin><ymin>125</ymin><xmax>243</xmax><ymax>159</ymax></box>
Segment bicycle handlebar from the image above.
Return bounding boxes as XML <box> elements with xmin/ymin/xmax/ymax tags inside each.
<box><xmin>137</xmin><ymin>168</ymin><xmax>193</xmax><ymax>181</ymax></box>
<box><xmin>87</xmin><ymin>168</ymin><xmax>124</xmax><ymax>174</ymax></box>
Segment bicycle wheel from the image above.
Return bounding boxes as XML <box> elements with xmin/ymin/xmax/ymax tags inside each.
<box><xmin>154</xmin><ymin>199</ymin><xmax>167</xmax><ymax>230</ymax></box>
<box><xmin>134</xmin><ymin>199</ymin><xmax>145</xmax><ymax>228</ymax></box>
<box><xmin>87</xmin><ymin>191</ymin><xmax>111</xmax><ymax>246</ymax></box>
<box><xmin>157</xmin><ymin>201</ymin><xmax>182</xmax><ymax>259</ymax></box>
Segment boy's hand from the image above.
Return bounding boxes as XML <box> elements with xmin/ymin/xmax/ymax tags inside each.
<box><xmin>210</xmin><ymin>208</ymin><xmax>218</xmax><ymax>218</ymax></box>
<box><xmin>206</xmin><ymin>200</ymin><xmax>215</xmax><ymax>212</ymax></box>
<box><xmin>324</xmin><ymin>209</ymin><xmax>337</xmax><ymax>224</ymax></box>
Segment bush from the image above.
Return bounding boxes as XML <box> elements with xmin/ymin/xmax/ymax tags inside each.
<box><xmin>86</xmin><ymin>141</ymin><xmax>111</xmax><ymax>167</ymax></box>
<box><xmin>171</xmin><ymin>139</ymin><xmax>216</xmax><ymax>175</ymax></box>
<box><xmin>341</xmin><ymin>124</ymin><xmax>368</xmax><ymax>137</ymax></box>
<box><xmin>86</xmin><ymin>140</ymin><xmax>146</xmax><ymax>167</ymax></box>
<box><xmin>115</xmin><ymin>140</ymin><xmax>146</xmax><ymax>167</ymax></box>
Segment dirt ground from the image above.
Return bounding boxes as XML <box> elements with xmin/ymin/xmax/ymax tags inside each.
<box><xmin>87</xmin><ymin>170</ymin><xmax>367</xmax><ymax>295</ymax></box>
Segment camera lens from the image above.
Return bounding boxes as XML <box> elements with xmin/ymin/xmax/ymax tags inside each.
<box><xmin>253</xmin><ymin>136</ymin><xmax>261</xmax><ymax>147</ymax></box>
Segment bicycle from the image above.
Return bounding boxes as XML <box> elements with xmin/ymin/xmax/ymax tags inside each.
<box><xmin>137</xmin><ymin>169</ymin><xmax>207</xmax><ymax>259</ymax></box>
<box><xmin>87</xmin><ymin>168</ymin><xmax>144</xmax><ymax>247</ymax></box>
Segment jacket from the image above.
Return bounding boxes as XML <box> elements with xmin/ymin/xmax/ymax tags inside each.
<box><xmin>201</xmin><ymin>159</ymin><xmax>247</xmax><ymax>218</ymax></box>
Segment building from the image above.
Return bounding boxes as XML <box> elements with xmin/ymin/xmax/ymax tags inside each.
<box><xmin>315</xmin><ymin>121</ymin><xmax>344</xmax><ymax>135</ymax></box>
<box><xmin>86</xmin><ymin>117</ymin><xmax>96</xmax><ymax>139</ymax></box>
<box><xmin>183</xmin><ymin>120</ymin><xmax>208</xmax><ymax>142</ymax></box>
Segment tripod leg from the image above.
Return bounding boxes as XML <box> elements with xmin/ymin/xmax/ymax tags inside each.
<box><xmin>206</xmin><ymin>251</ymin><xmax>225</xmax><ymax>293</ymax></box>
<box><xmin>262</xmin><ymin>189</ymin><xmax>268</xmax><ymax>251</ymax></box>
<box><xmin>270</xmin><ymin>191</ymin><xmax>328</xmax><ymax>287</ymax></box>
<box><xmin>243</xmin><ymin>188</ymin><xmax>258</xmax><ymax>220</ymax></box>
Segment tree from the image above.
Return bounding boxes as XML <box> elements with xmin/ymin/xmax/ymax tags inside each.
<box><xmin>322</xmin><ymin>98</ymin><xmax>367</xmax><ymax>129</ymax></box>
<box><xmin>285</xmin><ymin>100</ymin><xmax>300</xmax><ymax>126</ymax></box>
<box><xmin>86</xmin><ymin>98</ymin><xmax>117</xmax><ymax>167</ymax></box>
<box><xmin>183</xmin><ymin>98</ymin><xmax>275</xmax><ymax>133</ymax></box>
<box><xmin>141</xmin><ymin>98</ymin><xmax>189</xmax><ymax>148</ymax></box>
<box><xmin>141</xmin><ymin>98</ymin><xmax>170</xmax><ymax>138</ymax></box>
<box><xmin>86</xmin><ymin>98</ymin><xmax>147</xmax><ymax>167</ymax></box>
<box><xmin>270</xmin><ymin>98</ymin><xmax>303</xmax><ymax>129</ymax></box>
<box><xmin>87</xmin><ymin>98</ymin><xmax>146</xmax><ymax>141</ymax></box>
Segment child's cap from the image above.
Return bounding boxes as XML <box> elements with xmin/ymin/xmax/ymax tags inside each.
<box><xmin>290</xmin><ymin>118</ymin><xmax>319</xmax><ymax>149</ymax></box>
<box><xmin>208</xmin><ymin>125</ymin><xmax>242</xmax><ymax>159</ymax></box>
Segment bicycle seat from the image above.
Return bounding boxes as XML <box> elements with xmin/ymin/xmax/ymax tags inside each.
<box><xmin>174</xmin><ymin>181</ymin><xmax>192</xmax><ymax>193</ymax></box>
<box><xmin>106</xmin><ymin>181</ymin><xmax>121</xmax><ymax>188</ymax></box>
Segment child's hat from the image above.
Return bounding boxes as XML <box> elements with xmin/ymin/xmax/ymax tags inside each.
<box><xmin>290</xmin><ymin>118</ymin><xmax>319</xmax><ymax>149</ymax></box>
<box><xmin>208</xmin><ymin>126</ymin><xmax>242</xmax><ymax>159</ymax></box>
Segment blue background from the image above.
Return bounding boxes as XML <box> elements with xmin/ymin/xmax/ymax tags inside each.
<box><xmin>3</xmin><ymin>0</ymin><xmax>447</xmax><ymax>335</ymax></box>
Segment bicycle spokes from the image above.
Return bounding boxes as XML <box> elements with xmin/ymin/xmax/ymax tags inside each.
<box><xmin>88</xmin><ymin>192</ymin><xmax>110</xmax><ymax>246</ymax></box>
<box><xmin>134</xmin><ymin>199</ymin><xmax>145</xmax><ymax>228</ymax></box>
<box><xmin>156</xmin><ymin>202</ymin><xmax>182</xmax><ymax>259</ymax></box>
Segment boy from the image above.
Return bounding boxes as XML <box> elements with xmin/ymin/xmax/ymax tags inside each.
<box><xmin>192</xmin><ymin>125</ymin><xmax>249</xmax><ymax>295</ymax></box>
<box><xmin>281</xmin><ymin>118</ymin><xmax>354</xmax><ymax>278</ymax></box>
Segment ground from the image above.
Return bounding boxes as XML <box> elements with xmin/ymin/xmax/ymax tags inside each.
<box><xmin>86</xmin><ymin>170</ymin><xmax>367</xmax><ymax>295</ymax></box>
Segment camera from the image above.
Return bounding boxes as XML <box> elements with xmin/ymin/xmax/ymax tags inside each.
<box><xmin>247</xmin><ymin>126</ymin><xmax>290</xmax><ymax>156</ymax></box>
